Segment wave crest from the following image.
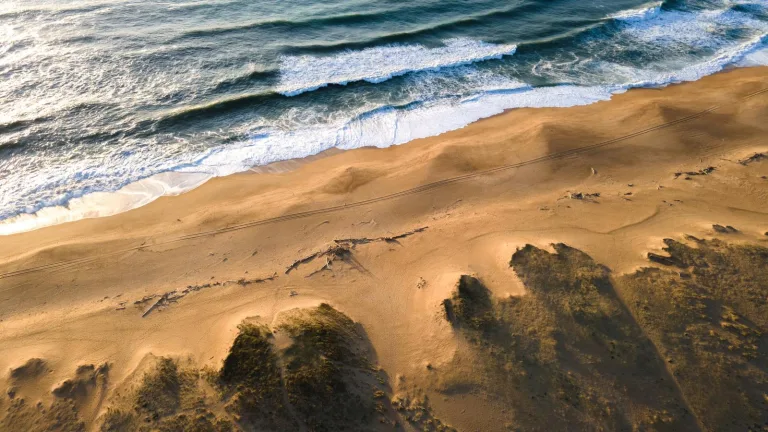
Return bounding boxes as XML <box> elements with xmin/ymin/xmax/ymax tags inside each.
<box><xmin>610</xmin><ymin>2</ymin><xmax>664</xmax><ymax>22</ymax></box>
<box><xmin>276</xmin><ymin>38</ymin><xmax>517</xmax><ymax>97</ymax></box>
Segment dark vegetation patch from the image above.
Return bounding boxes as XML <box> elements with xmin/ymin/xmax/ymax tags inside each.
<box><xmin>134</xmin><ymin>357</ymin><xmax>183</xmax><ymax>420</ymax></box>
<box><xmin>217</xmin><ymin>323</ymin><xmax>295</xmax><ymax>431</ymax></box>
<box><xmin>391</xmin><ymin>393</ymin><xmax>456</xmax><ymax>432</ymax></box>
<box><xmin>276</xmin><ymin>303</ymin><xmax>383</xmax><ymax>431</ymax></box>
<box><xmin>53</xmin><ymin>363</ymin><xmax>109</xmax><ymax>402</ymax></box>
<box><xmin>9</xmin><ymin>358</ymin><xmax>48</xmax><ymax>382</ymax></box>
<box><xmin>99</xmin><ymin>408</ymin><xmax>137</xmax><ymax>431</ymax></box>
<box><xmin>2</xmin><ymin>361</ymin><xmax>112</xmax><ymax>432</ymax></box>
<box><xmin>617</xmin><ymin>238</ymin><xmax>768</xmax><ymax>431</ymax></box>
<box><xmin>100</xmin><ymin>357</ymin><xmax>232</xmax><ymax>432</ymax></box>
<box><xmin>216</xmin><ymin>304</ymin><xmax>451</xmax><ymax>431</ymax></box>
<box><xmin>92</xmin><ymin>304</ymin><xmax>426</xmax><ymax>431</ymax></box>
<box><xmin>442</xmin><ymin>245</ymin><xmax>700</xmax><ymax>431</ymax></box>
<box><xmin>444</xmin><ymin>275</ymin><xmax>495</xmax><ymax>332</ymax></box>
<box><xmin>712</xmin><ymin>224</ymin><xmax>739</xmax><ymax>234</ymax></box>
<box><xmin>1</xmin><ymin>398</ymin><xmax>85</xmax><ymax>432</ymax></box>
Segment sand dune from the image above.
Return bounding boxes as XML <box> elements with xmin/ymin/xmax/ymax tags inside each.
<box><xmin>0</xmin><ymin>67</ymin><xmax>767</xmax><ymax>431</ymax></box>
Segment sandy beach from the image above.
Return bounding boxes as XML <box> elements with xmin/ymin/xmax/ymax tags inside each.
<box><xmin>1</xmin><ymin>66</ymin><xmax>767</xmax><ymax>431</ymax></box>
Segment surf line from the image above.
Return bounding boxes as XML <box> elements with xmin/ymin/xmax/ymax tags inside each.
<box><xmin>1</xmin><ymin>86</ymin><xmax>766</xmax><ymax>280</ymax></box>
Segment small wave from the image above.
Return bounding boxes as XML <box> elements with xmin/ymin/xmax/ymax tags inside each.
<box><xmin>163</xmin><ymin>0</ymin><xmax>244</xmax><ymax>12</ymax></box>
<box><xmin>0</xmin><ymin>3</ymin><xmax>106</xmax><ymax>20</ymax></box>
<box><xmin>173</xmin><ymin>8</ymin><xmax>410</xmax><ymax>40</ymax></box>
<box><xmin>277</xmin><ymin>38</ymin><xmax>518</xmax><ymax>97</ymax></box>
<box><xmin>280</xmin><ymin>3</ymin><xmax>554</xmax><ymax>56</ymax></box>
<box><xmin>151</xmin><ymin>90</ymin><xmax>279</xmax><ymax>127</ymax></box>
<box><xmin>609</xmin><ymin>1</ymin><xmax>664</xmax><ymax>22</ymax></box>
<box><xmin>209</xmin><ymin>67</ymin><xmax>279</xmax><ymax>93</ymax></box>
<box><xmin>4</xmin><ymin>27</ymin><xmax>767</xmax><ymax>235</ymax></box>
<box><xmin>619</xmin><ymin>5</ymin><xmax>768</xmax><ymax>49</ymax></box>
<box><xmin>173</xmin><ymin>2</ymin><xmax>530</xmax><ymax>43</ymax></box>
<box><xmin>625</xmin><ymin>32</ymin><xmax>768</xmax><ymax>86</ymax></box>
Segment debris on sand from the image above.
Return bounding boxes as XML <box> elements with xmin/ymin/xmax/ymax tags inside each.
<box><xmin>566</xmin><ymin>192</ymin><xmax>600</xmax><ymax>201</ymax></box>
<box><xmin>738</xmin><ymin>152</ymin><xmax>766</xmax><ymax>165</ymax></box>
<box><xmin>286</xmin><ymin>244</ymin><xmax>351</xmax><ymax>275</ymax></box>
<box><xmin>674</xmin><ymin>166</ymin><xmax>715</xmax><ymax>179</ymax></box>
<box><xmin>647</xmin><ymin>252</ymin><xmax>682</xmax><ymax>267</ymax></box>
<box><xmin>285</xmin><ymin>227</ymin><xmax>428</xmax><ymax>275</ymax></box>
<box><xmin>713</xmin><ymin>224</ymin><xmax>739</xmax><ymax>234</ymax></box>
<box><xmin>334</xmin><ymin>226</ymin><xmax>428</xmax><ymax>246</ymax></box>
<box><xmin>138</xmin><ymin>273</ymin><xmax>278</xmax><ymax>317</ymax></box>
<box><xmin>134</xmin><ymin>295</ymin><xmax>157</xmax><ymax>305</ymax></box>
<box><xmin>141</xmin><ymin>291</ymin><xmax>183</xmax><ymax>318</ymax></box>
<box><xmin>235</xmin><ymin>273</ymin><xmax>278</xmax><ymax>286</ymax></box>
<box><xmin>306</xmin><ymin>249</ymin><xmax>350</xmax><ymax>277</ymax></box>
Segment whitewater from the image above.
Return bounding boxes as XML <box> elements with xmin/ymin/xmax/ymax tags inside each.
<box><xmin>0</xmin><ymin>0</ymin><xmax>766</xmax><ymax>234</ymax></box>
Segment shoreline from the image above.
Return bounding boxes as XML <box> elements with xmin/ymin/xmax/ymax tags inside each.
<box><xmin>1</xmin><ymin>65</ymin><xmax>765</xmax><ymax>281</ymax></box>
<box><xmin>0</xmin><ymin>65</ymin><xmax>766</xmax><ymax>431</ymax></box>
<box><xmin>2</xmin><ymin>62</ymin><xmax>767</xmax><ymax>236</ymax></box>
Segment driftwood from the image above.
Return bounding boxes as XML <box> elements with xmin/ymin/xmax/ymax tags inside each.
<box><xmin>285</xmin><ymin>244</ymin><xmax>351</xmax><ymax>275</ymax></box>
<box><xmin>285</xmin><ymin>227</ymin><xmax>428</xmax><ymax>274</ymax></box>
<box><xmin>334</xmin><ymin>226</ymin><xmax>428</xmax><ymax>246</ymax></box>
<box><xmin>140</xmin><ymin>273</ymin><xmax>278</xmax><ymax>317</ymax></box>
<box><xmin>142</xmin><ymin>291</ymin><xmax>174</xmax><ymax>318</ymax></box>
<box><xmin>564</xmin><ymin>192</ymin><xmax>600</xmax><ymax>201</ymax></box>
<box><xmin>739</xmin><ymin>153</ymin><xmax>766</xmax><ymax>166</ymax></box>
<box><xmin>674</xmin><ymin>166</ymin><xmax>715</xmax><ymax>179</ymax></box>
<box><xmin>712</xmin><ymin>224</ymin><xmax>739</xmax><ymax>234</ymax></box>
<box><xmin>647</xmin><ymin>252</ymin><xmax>682</xmax><ymax>268</ymax></box>
<box><xmin>236</xmin><ymin>273</ymin><xmax>278</xmax><ymax>286</ymax></box>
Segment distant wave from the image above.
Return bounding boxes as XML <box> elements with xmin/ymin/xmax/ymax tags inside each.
<box><xmin>3</xmin><ymin>0</ymin><xmax>768</xmax><ymax>234</ymax></box>
<box><xmin>172</xmin><ymin>2</ymin><xmax>534</xmax><ymax>43</ymax></box>
<box><xmin>151</xmin><ymin>91</ymin><xmax>278</xmax><ymax>127</ymax></box>
<box><xmin>209</xmin><ymin>67</ymin><xmax>279</xmax><ymax>93</ymax></box>
<box><xmin>276</xmin><ymin>38</ymin><xmax>518</xmax><ymax>97</ymax></box>
<box><xmin>0</xmin><ymin>3</ymin><xmax>105</xmax><ymax>19</ymax></box>
<box><xmin>619</xmin><ymin>5</ymin><xmax>768</xmax><ymax>48</ymax></box>
<box><xmin>624</xmin><ymin>32</ymin><xmax>768</xmax><ymax>86</ymax></box>
<box><xmin>173</xmin><ymin>8</ymin><xmax>413</xmax><ymax>40</ymax></box>
<box><xmin>163</xmin><ymin>0</ymin><xmax>246</xmax><ymax>12</ymax></box>
<box><xmin>609</xmin><ymin>2</ymin><xmax>664</xmax><ymax>22</ymax></box>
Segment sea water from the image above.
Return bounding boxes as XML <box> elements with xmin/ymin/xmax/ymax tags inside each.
<box><xmin>0</xmin><ymin>0</ymin><xmax>766</xmax><ymax>233</ymax></box>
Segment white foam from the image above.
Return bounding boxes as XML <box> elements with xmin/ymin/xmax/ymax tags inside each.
<box><xmin>736</xmin><ymin>41</ymin><xmax>768</xmax><ymax>65</ymax></box>
<box><xmin>625</xmin><ymin>32</ymin><xmax>768</xmax><ymax>85</ymax></box>
<box><xmin>0</xmin><ymin>172</ymin><xmax>210</xmax><ymax>235</ymax></box>
<box><xmin>621</xmin><ymin>7</ymin><xmax>768</xmax><ymax>48</ymax></box>
<box><xmin>4</xmin><ymin>30</ymin><xmax>767</xmax><ymax>236</ymax></box>
<box><xmin>276</xmin><ymin>38</ymin><xmax>518</xmax><ymax>96</ymax></box>
<box><xmin>610</xmin><ymin>1</ymin><xmax>663</xmax><ymax>22</ymax></box>
<box><xmin>3</xmin><ymin>3</ymin><xmax>768</xmax><ymax>235</ymax></box>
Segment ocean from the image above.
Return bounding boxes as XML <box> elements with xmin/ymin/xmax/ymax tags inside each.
<box><xmin>1</xmin><ymin>0</ymin><xmax>766</xmax><ymax>233</ymax></box>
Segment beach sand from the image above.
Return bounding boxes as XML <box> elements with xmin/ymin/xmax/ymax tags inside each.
<box><xmin>0</xmin><ymin>67</ymin><xmax>766</xmax><ymax>431</ymax></box>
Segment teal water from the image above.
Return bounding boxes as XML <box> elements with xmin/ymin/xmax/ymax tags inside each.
<box><xmin>0</xmin><ymin>0</ymin><xmax>766</xmax><ymax>227</ymax></box>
